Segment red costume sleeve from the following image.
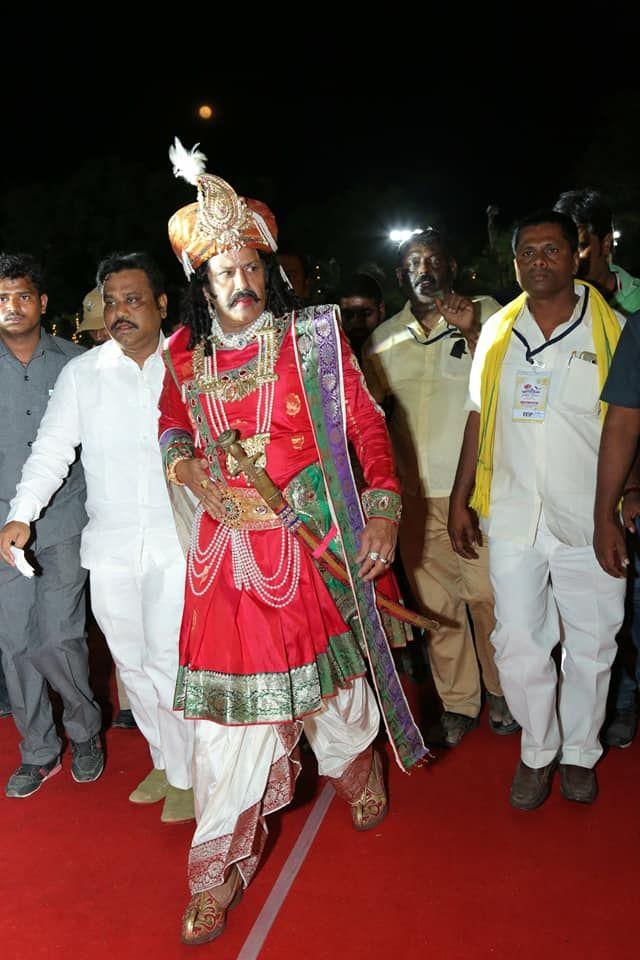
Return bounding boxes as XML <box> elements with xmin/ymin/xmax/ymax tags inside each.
<box><xmin>158</xmin><ymin>364</ymin><xmax>193</xmax><ymax>438</ymax></box>
<box><xmin>339</xmin><ymin>329</ymin><xmax>402</xmax><ymax>523</ymax></box>
<box><xmin>158</xmin><ymin>332</ymin><xmax>198</xmax><ymax>479</ymax></box>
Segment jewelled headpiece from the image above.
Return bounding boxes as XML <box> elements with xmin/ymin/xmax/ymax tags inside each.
<box><xmin>168</xmin><ymin>138</ymin><xmax>278</xmax><ymax>278</ymax></box>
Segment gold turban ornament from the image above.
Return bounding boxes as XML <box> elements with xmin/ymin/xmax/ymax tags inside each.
<box><xmin>168</xmin><ymin>138</ymin><xmax>279</xmax><ymax>278</ymax></box>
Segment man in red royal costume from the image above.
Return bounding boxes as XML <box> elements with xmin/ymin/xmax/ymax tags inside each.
<box><xmin>159</xmin><ymin>140</ymin><xmax>428</xmax><ymax>945</ymax></box>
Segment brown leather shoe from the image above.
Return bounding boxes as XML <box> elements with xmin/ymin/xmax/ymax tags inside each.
<box><xmin>509</xmin><ymin>758</ymin><xmax>557</xmax><ymax>810</ymax></box>
<box><xmin>559</xmin><ymin>764</ymin><xmax>598</xmax><ymax>804</ymax></box>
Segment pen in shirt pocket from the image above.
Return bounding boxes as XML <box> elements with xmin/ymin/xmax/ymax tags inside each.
<box><xmin>568</xmin><ymin>350</ymin><xmax>597</xmax><ymax>365</ymax></box>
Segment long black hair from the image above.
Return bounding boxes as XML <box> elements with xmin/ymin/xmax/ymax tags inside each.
<box><xmin>180</xmin><ymin>251</ymin><xmax>301</xmax><ymax>351</ymax></box>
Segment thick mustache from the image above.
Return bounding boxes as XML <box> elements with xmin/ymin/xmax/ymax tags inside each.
<box><xmin>113</xmin><ymin>318</ymin><xmax>138</xmax><ymax>329</ymax></box>
<box><xmin>229</xmin><ymin>289</ymin><xmax>259</xmax><ymax>308</ymax></box>
<box><xmin>416</xmin><ymin>274</ymin><xmax>436</xmax><ymax>286</ymax></box>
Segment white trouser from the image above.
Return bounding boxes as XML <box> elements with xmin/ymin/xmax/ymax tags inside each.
<box><xmin>191</xmin><ymin>678</ymin><xmax>379</xmax><ymax>863</ymax></box>
<box><xmin>489</xmin><ymin>514</ymin><xmax>625</xmax><ymax>769</ymax></box>
<box><xmin>90</xmin><ymin>548</ymin><xmax>194</xmax><ymax>788</ymax></box>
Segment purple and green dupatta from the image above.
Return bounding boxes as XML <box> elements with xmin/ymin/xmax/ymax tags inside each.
<box><xmin>292</xmin><ymin>305</ymin><xmax>428</xmax><ymax>772</ymax></box>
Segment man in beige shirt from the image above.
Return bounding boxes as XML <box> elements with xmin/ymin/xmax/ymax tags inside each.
<box><xmin>363</xmin><ymin>228</ymin><xmax>517</xmax><ymax>745</ymax></box>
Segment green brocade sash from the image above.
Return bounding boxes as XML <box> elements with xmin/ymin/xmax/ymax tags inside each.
<box><xmin>292</xmin><ymin>305</ymin><xmax>428</xmax><ymax>771</ymax></box>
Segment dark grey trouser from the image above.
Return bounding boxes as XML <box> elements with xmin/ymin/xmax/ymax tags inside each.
<box><xmin>0</xmin><ymin>658</ymin><xmax>9</xmax><ymax>711</ymax></box>
<box><xmin>0</xmin><ymin>536</ymin><xmax>101</xmax><ymax>764</ymax></box>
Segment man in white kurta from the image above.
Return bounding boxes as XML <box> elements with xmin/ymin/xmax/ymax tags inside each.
<box><xmin>449</xmin><ymin>212</ymin><xmax>625</xmax><ymax>810</ymax></box>
<box><xmin>0</xmin><ymin>253</ymin><xmax>194</xmax><ymax>822</ymax></box>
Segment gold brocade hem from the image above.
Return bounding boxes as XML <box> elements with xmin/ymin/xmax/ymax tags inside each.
<box><xmin>174</xmin><ymin>633</ymin><xmax>367</xmax><ymax>724</ymax></box>
<box><xmin>188</xmin><ymin>723</ymin><xmax>302</xmax><ymax>894</ymax></box>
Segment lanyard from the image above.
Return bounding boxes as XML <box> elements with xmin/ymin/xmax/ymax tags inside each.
<box><xmin>512</xmin><ymin>289</ymin><xmax>589</xmax><ymax>364</ymax></box>
<box><xmin>406</xmin><ymin>324</ymin><xmax>458</xmax><ymax>347</ymax></box>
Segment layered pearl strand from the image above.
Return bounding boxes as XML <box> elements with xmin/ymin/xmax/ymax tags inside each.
<box><xmin>202</xmin><ymin>311</ymin><xmax>277</xmax><ymax>442</ymax></box>
<box><xmin>189</xmin><ymin>311</ymin><xmax>300</xmax><ymax>608</ymax></box>
<box><xmin>188</xmin><ymin>506</ymin><xmax>231</xmax><ymax>597</ymax></box>
<box><xmin>188</xmin><ymin>504</ymin><xmax>301</xmax><ymax>607</ymax></box>
<box><xmin>232</xmin><ymin>526</ymin><xmax>301</xmax><ymax>607</ymax></box>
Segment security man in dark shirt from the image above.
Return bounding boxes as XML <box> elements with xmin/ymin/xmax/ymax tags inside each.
<box><xmin>0</xmin><ymin>253</ymin><xmax>102</xmax><ymax>797</ymax></box>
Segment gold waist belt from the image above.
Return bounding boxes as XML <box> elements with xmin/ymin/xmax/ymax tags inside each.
<box><xmin>212</xmin><ymin>486</ymin><xmax>281</xmax><ymax>531</ymax></box>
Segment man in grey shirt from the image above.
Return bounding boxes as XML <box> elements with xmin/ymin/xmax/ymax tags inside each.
<box><xmin>0</xmin><ymin>253</ymin><xmax>102</xmax><ymax>797</ymax></box>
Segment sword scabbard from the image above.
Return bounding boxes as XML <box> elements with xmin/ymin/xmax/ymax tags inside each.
<box><xmin>215</xmin><ymin>429</ymin><xmax>438</xmax><ymax>632</ymax></box>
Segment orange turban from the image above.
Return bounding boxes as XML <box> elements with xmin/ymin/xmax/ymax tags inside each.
<box><xmin>168</xmin><ymin>139</ymin><xmax>278</xmax><ymax>277</ymax></box>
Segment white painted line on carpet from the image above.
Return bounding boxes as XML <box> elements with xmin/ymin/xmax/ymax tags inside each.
<box><xmin>236</xmin><ymin>783</ymin><xmax>335</xmax><ymax>960</ymax></box>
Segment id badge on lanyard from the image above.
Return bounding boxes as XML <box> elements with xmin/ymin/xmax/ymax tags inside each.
<box><xmin>512</xmin><ymin>368</ymin><xmax>551</xmax><ymax>423</ymax></box>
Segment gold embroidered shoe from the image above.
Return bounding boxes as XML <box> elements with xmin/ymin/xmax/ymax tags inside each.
<box><xmin>351</xmin><ymin>750</ymin><xmax>388</xmax><ymax>831</ymax></box>
<box><xmin>181</xmin><ymin>868</ymin><xmax>243</xmax><ymax>946</ymax></box>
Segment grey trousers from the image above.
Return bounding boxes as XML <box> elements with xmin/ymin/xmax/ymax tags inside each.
<box><xmin>0</xmin><ymin>658</ymin><xmax>9</xmax><ymax>711</ymax></box>
<box><xmin>0</xmin><ymin>536</ymin><xmax>101</xmax><ymax>764</ymax></box>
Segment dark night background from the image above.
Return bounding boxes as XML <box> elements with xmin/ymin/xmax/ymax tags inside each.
<box><xmin>2</xmin><ymin>69</ymin><xmax>639</xmax><ymax>329</ymax></box>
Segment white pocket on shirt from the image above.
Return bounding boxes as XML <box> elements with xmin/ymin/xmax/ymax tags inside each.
<box><xmin>559</xmin><ymin>355</ymin><xmax>600</xmax><ymax>415</ymax></box>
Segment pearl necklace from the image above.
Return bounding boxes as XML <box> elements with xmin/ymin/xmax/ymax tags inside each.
<box><xmin>202</xmin><ymin>312</ymin><xmax>277</xmax><ymax>475</ymax></box>
<box><xmin>209</xmin><ymin>309</ymin><xmax>268</xmax><ymax>350</ymax></box>
<box><xmin>187</xmin><ymin>311</ymin><xmax>300</xmax><ymax>607</ymax></box>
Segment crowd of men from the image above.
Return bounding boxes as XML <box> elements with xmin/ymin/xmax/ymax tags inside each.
<box><xmin>0</xmin><ymin>177</ymin><xmax>639</xmax><ymax>944</ymax></box>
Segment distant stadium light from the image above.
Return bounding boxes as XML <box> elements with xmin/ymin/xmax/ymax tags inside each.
<box><xmin>389</xmin><ymin>228</ymin><xmax>422</xmax><ymax>244</ymax></box>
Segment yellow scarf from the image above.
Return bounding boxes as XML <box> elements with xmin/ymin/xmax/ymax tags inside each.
<box><xmin>470</xmin><ymin>281</ymin><xmax>621</xmax><ymax>518</ymax></box>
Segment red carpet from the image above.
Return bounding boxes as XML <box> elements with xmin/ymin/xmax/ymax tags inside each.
<box><xmin>1</xmin><ymin>631</ymin><xmax>638</xmax><ymax>959</ymax></box>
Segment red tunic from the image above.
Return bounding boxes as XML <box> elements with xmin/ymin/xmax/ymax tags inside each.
<box><xmin>159</xmin><ymin>321</ymin><xmax>402</xmax><ymax>723</ymax></box>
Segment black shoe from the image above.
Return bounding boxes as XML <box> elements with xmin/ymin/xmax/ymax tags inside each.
<box><xmin>6</xmin><ymin>757</ymin><xmax>62</xmax><ymax>798</ymax></box>
<box><xmin>112</xmin><ymin>709</ymin><xmax>137</xmax><ymax>730</ymax></box>
<box><xmin>486</xmin><ymin>693</ymin><xmax>521</xmax><ymax>736</ymax></box>
<box><xmin>440</xmin><ymin>711</ymin><xmax>479</xmax><ymax>747</ymax></box>
<box><xmin>509</xmin><ymin>758</ymin><xmax>557</xmax><ymax>810</ymax></box>
<box><xmin>559</xmin><ymin>764</ymin><xmax>598</xmax><ymax>804</ymax></box>
<box><xmin>71</xmin><ymin>734</ymin><xmax>104</xmax><ymax>783</ymax></box>
<box><xmin>602</xmin><ymin>709</ymin><xmax>637</xmax><ymax>749</ymax></box>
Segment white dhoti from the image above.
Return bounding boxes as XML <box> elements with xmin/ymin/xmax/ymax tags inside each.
<box><xmin>489</xmin><ymin>513</ymin><xmax>625</xmax><ymax>769</ymax></box>
<box><xmin>90</xmin><ymin>547</ymin><xmax>194</xmax><ymax>788</ymax></box>
<box><xmin>189</xmin><ymin>677</ymin><xmax>380</xmax><ymax>893</ymax></box>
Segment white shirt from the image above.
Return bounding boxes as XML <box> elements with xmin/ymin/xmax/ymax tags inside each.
<box><xmin>467</xmin><ymin>288</ymin><xmax>624</xmax><ymax>547</ymax></box>
<box><xmin>8</xmin><ymin>336</ymin><xmax>183</xmax><ymax>569</ymax></box>
<box><xmin>363</xmin><ymin>296</ymin><xmax>500</xmax><ymax>497</ymax></box>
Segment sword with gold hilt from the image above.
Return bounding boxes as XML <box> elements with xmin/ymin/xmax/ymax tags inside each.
<box><xmin>216</xmin><ymin>428</ymin><xmax>438</xmax><ymax>632</ymax></box>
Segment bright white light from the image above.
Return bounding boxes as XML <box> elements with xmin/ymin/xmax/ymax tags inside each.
<box><xmin>389</xmin><ymin>228</ymin><xmax>422</xmax><ymax>244</ymax></box>
<box><xmin>613</xmin><ymin>229</ymin><xmax>621</xmax><ymax>239</ymax></box>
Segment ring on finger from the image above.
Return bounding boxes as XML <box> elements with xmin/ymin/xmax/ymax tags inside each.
<box><xmin>379</xmin><ymin>557</ymin><xmax>390</xmax><ymax>566</ymax></box>
<box><xmin>199</xmin><ymin>478</ymin><xmax>209</xmax><ymax>490</ymax></box>
<box><xmin>367</xmin><ymin>551</ymin><xmax>380</xmax><ymax>562</ymax></box>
